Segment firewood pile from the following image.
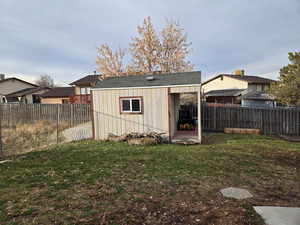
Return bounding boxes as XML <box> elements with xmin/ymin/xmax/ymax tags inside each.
<box><xmin>107</xmin><ymin>132</ymin><xmax>166</xmax><ymax>145</ymax></box>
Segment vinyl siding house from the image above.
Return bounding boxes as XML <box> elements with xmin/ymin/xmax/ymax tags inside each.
<box><xmin>91</xmin><ymin>72</ymin><xmax>202</xmax><ymax>143</ymax></box>
<box><xmin>202</xmin><ymin>71</ymin><xmax>276</xmax><ymax>108</ymax></box>
<box><xmin>0</xmin><ymin>74</ymin><xmax>39</xmax><ymax>103</ymax></box>
<box><xmin>5</xmin><ymin>87</ymin><xmax>51</xmax><ymax>103</ymax></box>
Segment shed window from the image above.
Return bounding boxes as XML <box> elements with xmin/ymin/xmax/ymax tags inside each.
<box><xmin>120</xmin><ymin>97</ymin><xmax>142</xmax><ymax>113</ymax></box>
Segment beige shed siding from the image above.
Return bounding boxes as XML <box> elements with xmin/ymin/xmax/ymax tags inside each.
<box><xmin>93</xmin><ymin>87</ymin><xmax>170</xmax><ymax>140</ymax></box>
<box><xmin>202</xmin><ymin>76</ymin><xmax>248</xmax><ymax>93</ymax></box>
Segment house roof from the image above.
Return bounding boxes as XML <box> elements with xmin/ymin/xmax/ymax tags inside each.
<box><xmin>203</xmin><ymin>74</ymin><xmax>276</xmax><ymax>85</ymax></box>
<box><xmin>94</xmin><ymin>71</ymin><xmax>201</xmax><ymax>89</ymax></box>
<box><xmin>205</xmin><ymin>89</ymin><xmax>245</xmax><ymax>97</ymax></box>
<box><xmin>6</xmin><ymin>87</ymin><xmax>51</xmax><ymax>97</ymax></box>
<box><xmin>40</xmin><ymin>87</ymin><xmax>74</xmax><ymax>98</ymax></box>
<box><xmin>70</xmin><ymin>74</ymin><xmax>102</xmax><ymax>86</ymax></box>
<box><xmin>241</xmin><ymin>91</ymin><xmax>274</xmax><ymax>101</ymax></box>
<box><xmin>0</xmin><ymin>77</ymin><xmax>38</xmax><ymax>87</ymax></box>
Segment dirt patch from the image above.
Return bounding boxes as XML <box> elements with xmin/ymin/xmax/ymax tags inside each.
<box><xmin>201</xmin><ymin>133</ymin><xmax>227</xmax><ymax>145</ymax></box>
<box><xmin>251</xmin><ymin>183</ymin><xmax>300</xmax><ymax>207</ymax></box>
<box><xmin>86</xmin><ymin>197</ymin><xmax>263</xmax><ymax>225</ymax></box>
<box><xmin>280</xmin><ymin>135</ymin><xmax>300</xmax><ymax>142</ymax></box>
<box><xmin>263</xmin><ymin>150</ymin><xmax>300</xmax><ymax>168</ymax></box>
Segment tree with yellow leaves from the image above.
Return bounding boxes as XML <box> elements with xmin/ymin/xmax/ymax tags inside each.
<box><xmin>96</xmin><ymin>17</ymin><xmax>193</xmax><ymax>77</ymax></box>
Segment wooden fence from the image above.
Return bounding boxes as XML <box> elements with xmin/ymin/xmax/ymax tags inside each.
<box><xmin>0</xmin><ymin>104</ymin><xmax>91</xmax><ymax>126</ymax></box>
<box><xmin>202</xmin><ymin>104</ymin><xmax>300</xmax><ymax>135</ymax></box>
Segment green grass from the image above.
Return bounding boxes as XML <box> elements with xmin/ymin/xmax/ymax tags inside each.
<box><xmin>0</xmin><ymin>134</ymin><xmax>299</xmax><ymax>225</ymax></box>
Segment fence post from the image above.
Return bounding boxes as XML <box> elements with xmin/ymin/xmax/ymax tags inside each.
<box><xmin>213</xmin><ymin>104</ymin><xmax>217</xmax><ymax>130</ymax></box>
<box><xmin>0</xmin><ymin>105</ymin><xmax>3</xmax><ymax>158</ymax></box>
<box><xmin>71</xmin><ymin>104</ymin><xmax>74</xmax><ymax>127</ymax></box>
<box><xmin>56</xmin><ymin>104</ymin><xmax>60</xmax><ymax>144</ymax></box>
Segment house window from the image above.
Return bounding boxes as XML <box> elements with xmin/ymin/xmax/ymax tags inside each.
<box><xmin>120</xmin><ymin>97</ymin><xmax>142</xmax><ymax>114</ymax></box>
<box><xmin>80</xmin><ymin>88</ymin><xmax>86</xmax><ymax>95</ymax></box>
<box><xmin>80</xmin><ymin>87</ymin><xmax>91</xmax><ymax>95</ymax></box>
<box><xmin>86</xmin><ymin>88</ymin><xmax>91</xmax><ymax>94</ymax></box>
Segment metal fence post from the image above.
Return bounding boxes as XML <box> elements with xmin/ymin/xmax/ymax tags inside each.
<box><xmin>0</xmin><ymin>105</ymin><xmax>4</xmax><ymax>157</ymax></box>
<box><xmin>56</xmin><ymin>104</ymin><xmax>60</xmax><ymax>144</ymax></box>
<box><xmin>0</xmin><ymin>105</ymin><xmax>3</xmax><ymax>158</ymax></box>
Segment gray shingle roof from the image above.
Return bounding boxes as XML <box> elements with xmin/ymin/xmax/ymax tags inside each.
<box><xmin>205</xmin><ymin>89</ymin><xmax>245</xmax><ymax>97</ymax></box>
<box><xmin>203</xmin><ymin>74</ymin><xmax>276</xmax><ymax>85</ymax></box>
<box><xmin>70</xmin><ymin>74</ymin><xmax>102</xmax><ymax>86</ymax></box>
<box><xmin>94</xmin><ymin>72</ymin><xmax>201</xmax><ymax>89</ymax></box>
<box><xmin>6</xmin><ymin>87</ymin><xmax>50</xmax><ymax>97</ymax></box>
<box><xmin>40</xmin><ymin>87</ymin><xmax>74</xmax><ymax>98</ymax></box>
<box><xmin>241</xmin><ymin>91</ymin><xmax>274</xmax><ymax>100</ymax></box>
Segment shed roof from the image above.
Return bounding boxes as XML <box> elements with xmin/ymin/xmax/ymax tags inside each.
<box><xmin>241</xmin><ymin>91</ymin><xmax>274</xmax><ymax>101</ymax></box>
<box><xmin>205</xmin><ymin>89</ymin><xmax>245</xmax><ymax>97</ymax></box>
<box><xmin>40</xmin><ymin>87</ymin><xmax>74</xmax><ymax>98</ymax></box>
<box><xmin>94</xmin><ymin>71</ymin><xmax>201</xmax><ymax>89</ymax></box>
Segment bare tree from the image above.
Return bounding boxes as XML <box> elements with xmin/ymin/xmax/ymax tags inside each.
<box><xmin>129</xmin><ymin>17</ymin><xmax>161</xmax><ymax>73</ymax></box>
<box><xmin>35</xmin><ymin>75</ymin><xmax>54</xmax><ymax>87</ymax></box>
<box><xmin>96</xmin><ymin>17</ymin><xmax>193</xmax><ymax>76</ymax></box>
<box><xmin>96</xmin><ymin>44</ymin><xmax>126</xmax><ymax>78</ymax></box>
<box><xmin>159</xmin><ymin>20</ymin><xmax>193</xmax><ymax>73</ymax></box>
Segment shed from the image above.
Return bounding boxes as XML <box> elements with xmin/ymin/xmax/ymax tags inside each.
<box><xmin>91</xmin><ymin>71</ymin><xmax>202</xmax><ymax>143</ymax></box>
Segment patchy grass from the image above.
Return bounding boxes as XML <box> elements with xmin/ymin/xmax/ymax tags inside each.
<box><xmin>0</xmin><ymin>134</ymin><xmax>299</xmax><ymax>225</ymax></box>
<box><xmin>2</xmin><ymin>120</ymin><xmax>70</xmax><ymax>156</ymax></box>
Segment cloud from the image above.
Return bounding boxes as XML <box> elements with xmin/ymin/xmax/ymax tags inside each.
<box><xmin>0</xmin><ymin>0</ymin><xmax>299</xmax><ymax>84</ymax></box>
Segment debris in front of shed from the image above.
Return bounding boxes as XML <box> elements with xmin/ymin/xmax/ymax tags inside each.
<box><xmin>107</xmin><ymin>132</ymin><xmax>166</xmax><ymax>145</ymax></box>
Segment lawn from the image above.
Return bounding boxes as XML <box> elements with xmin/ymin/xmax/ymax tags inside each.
<box><xmin>0</xmin><ymin>134</ymin><xmax>299</xmax><ymax>225</ymax></box>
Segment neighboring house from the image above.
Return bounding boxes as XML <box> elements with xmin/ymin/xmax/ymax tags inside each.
<box><xmin>205</xmin><ymin>89</ymin><xmax>245</xmax><ymax>104</ymax></box>
<box><xmin>40</xmin><ymin>87</ymin><xmax>74</xmax><ymax>104</ymax></box>
<box><xmin>69</xmin><ymin>72</ymin><xmax>102</xmax><ymax>104</ymax></box>
<box><xmin>91</xmin><ymin>71</ymin><xmax>202</xmax><ymax>143</ymax></box>
<box><xmin>6</xmin><ymin>87</ymin><xmax>51</xmax><ymax>103</ymax></box>
<box><xmin>241</xmin><ymin>92</ymin><xmax>276</xmax><ymax>108</ymax></box>
<box><xmin>0</xmin><ymin>74</ymin><xmax>38</xmax><ymax>103</ymax></box>
<box><xmin>202</xmin><ymin>70</ymin><xmax>276</xmax><ymax>107</ymax></box>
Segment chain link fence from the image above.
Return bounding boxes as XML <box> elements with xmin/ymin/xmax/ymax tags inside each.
<box><xmin>0</xmin><ymin>104</ymin><xmax>91</xmax><ymax>158</ymax></box>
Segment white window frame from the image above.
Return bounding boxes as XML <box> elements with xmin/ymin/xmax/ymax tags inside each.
<box><xmin>120</xmin><ymin>97</ymin><xmax>142</xmax><ymax>114</ymax></box>
<box><xmin>80</xmin><ymin>87</ymin><xmax>86</xmax><ymax>95</ymax></box>
<box><xmin>80</xmin><ymin>87</ymin><xmax>91</xmax><ymax>95</ymax></box>
<box><xmin>86</xmin><ymin>87</ymin><xmax>91</xmax><ymax>94</ymax></box>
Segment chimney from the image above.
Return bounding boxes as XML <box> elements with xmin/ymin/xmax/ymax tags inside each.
<box><xmin>0</xmin><ymin>74</ymin><xmax>5</xmax><ymax>80</ymax></box>
<box><xmin>234</xmin><ymin>70</ymin><xmax>245</xmax><ymax>76</ymax></box>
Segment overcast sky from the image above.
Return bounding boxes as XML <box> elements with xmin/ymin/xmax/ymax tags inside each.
<box><xmin>1</xmin><ymin>0</ymin><xmax>299</xmax><ymax>85</ymax></box>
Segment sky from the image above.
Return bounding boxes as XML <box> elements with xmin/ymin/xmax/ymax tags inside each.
<box><xmin>0</xmin><ymin>0</ymin><xmax>299</xmax><ymax>86</ymax></box>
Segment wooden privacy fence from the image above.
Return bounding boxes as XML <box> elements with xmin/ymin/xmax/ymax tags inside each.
<box><xmin>202</xmin><ymin>104</ymin><xmax>300</xmax><ymax>135</ymax></box>
<box><xmin>0</xmin><ymin>104</ymin><xmax>91</xmax><ymax>126</ymax></box>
